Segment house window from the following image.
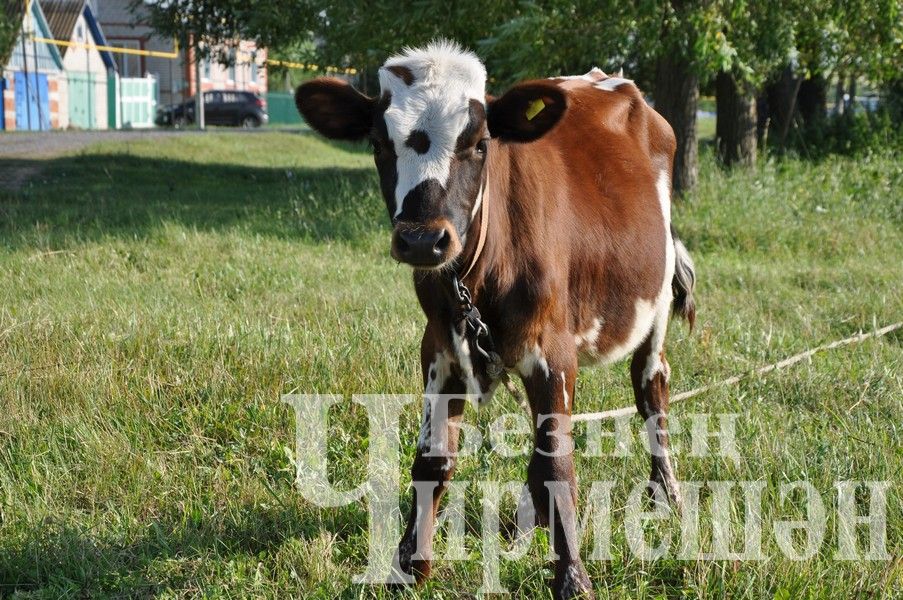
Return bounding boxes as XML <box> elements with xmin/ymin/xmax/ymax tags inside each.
<box><xmin>111</xmin><ymin>40</ymin><xmax>141</xmax><ymax>77</ymax></box>
<box><xmin>203</xmin><ymin>59</ymin><xmax>211</xmax><ymax>79</ymax></box>
<box><xmin>250</xmin><ymin>59</ymin><xmax>258</xmax><ymax>83</ymax></box>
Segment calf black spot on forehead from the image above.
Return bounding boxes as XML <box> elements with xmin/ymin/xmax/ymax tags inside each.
<box><xmin>387</xmin><ymin>65</ymin><xmax>415</xmax><ymax>85</ymax></box>
<box><xmin>406</xmin><ymin>130</ymin><xmax>431</xmax><ymax>154</ymax></box>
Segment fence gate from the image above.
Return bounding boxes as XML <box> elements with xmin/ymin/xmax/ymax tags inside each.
<box><xmin>118</xmin><ymin>76</ymin><xmax>157</xmax><ymax>128</ymax></box>
<box><xmin>68</xmin><ymin>71</ymin><xmax>97</xmax><ymax>129</ymax></box>
<box><xmin>14</xmin><ymin>71</ymin><xmax>50</xmax><ymax>131</ymax></box>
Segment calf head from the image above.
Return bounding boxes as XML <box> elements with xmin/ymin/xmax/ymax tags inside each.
<box><xmin>296</xmin><ymin>41</ymin><xmax>566</xmax><ymax>269</ymax></box>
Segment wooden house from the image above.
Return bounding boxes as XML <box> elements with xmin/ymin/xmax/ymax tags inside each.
<box><xmin>1</xmin><ymin>0</ymin><xmax>65</xmax><ymax>131</ymax></box>
<box><xmin>43</xmin><ymin>0</ymin><xmax>117</xmax><ymax>129</ymax></box>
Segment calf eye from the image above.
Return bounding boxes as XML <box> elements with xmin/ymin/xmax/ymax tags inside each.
<box><xmin>476</xmin><ymin>139</ymin><xmax>488</xmax><ymax>155</ymax></box>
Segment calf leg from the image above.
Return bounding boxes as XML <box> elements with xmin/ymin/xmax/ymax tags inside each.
<box><xmin>395</xmin><ymin>351</ymin><xmax>466</xmax><ymax>583</ymax></box>
<box><xmin>521</xmin><ymin>343</ymin><xmax>594</xmax><ymax>599</ymax></box>
<box><xmin>630</xmin><ymin>330</ymin><xmax>682</xmax><ymax>509</ymax></box>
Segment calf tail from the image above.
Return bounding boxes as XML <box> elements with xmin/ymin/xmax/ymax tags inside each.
<box><xmin>671</xmin><ymin>225</ymin><xmax>696</xmax><ymax>330</ymax></box>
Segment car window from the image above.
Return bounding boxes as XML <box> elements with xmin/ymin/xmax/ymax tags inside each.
<box><xmin>221</xmin><ymin>92</ymin><xmax>240</xmax><ymax>103</ymax></box>
<box><xmin>204</xmin><ymin>92</ymin><xmax>223</xmax><ymax>104</ymax></box>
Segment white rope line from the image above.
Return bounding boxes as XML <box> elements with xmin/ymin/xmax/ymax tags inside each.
<box><xmin>571</xmin><ymin>321</ymin><xmax>902</xmax><ymax>423</ymax></box>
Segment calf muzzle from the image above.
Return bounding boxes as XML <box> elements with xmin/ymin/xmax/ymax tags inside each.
<box><xmin>391</xmin><ymin>220</ymin><xmax>461</xmax><ymax>268</ymax></box>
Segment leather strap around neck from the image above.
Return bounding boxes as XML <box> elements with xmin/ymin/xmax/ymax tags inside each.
<box><xmin>460</xmin><ymin>181</ymin><xmax>489</xmax><ymax>280</ymax></box>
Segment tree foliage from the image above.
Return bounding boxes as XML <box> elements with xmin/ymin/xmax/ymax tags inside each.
<box><xmin>0</xmin><ymin>0</ymin><xmax>25</xmax><ymax>66</ymax></box>
<box><xmin>135</xmin><ymin>0</ymin><xmax>901</xmax><ymax>90</ymax></box>
<box><xmin>133</xmin><ymin>0</ymin><xmax>316</xmax><ymax>61</ymax></box>
<box><xmin>794</xmin><ymin>0</ymin><xmax>902</xmax><ymax>82</ymax></box>
<box><xmin>134</xmin><ymin>0</ymin><xmax>903</xmax><ymax>174</ymax></box>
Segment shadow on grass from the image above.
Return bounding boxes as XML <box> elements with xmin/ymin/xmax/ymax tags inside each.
<box><xmin>0</xmin><ymin>153</ymin><xmax>389</xmax><ymax>251</ymax></box>
<box><xmin>0</xmin><ymin>500</ymin><xmax>369</xmax><ymax>596</ymax></box>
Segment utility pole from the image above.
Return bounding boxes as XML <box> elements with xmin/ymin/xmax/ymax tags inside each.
<box><xmin>21</xmin><ymin>1</ymin><xmax>32</xmax><ymax>129</ymax></box>
<box><xmin>193</xmin><ymin>35</ymin><xmax>205</xmax><ymax>130</ymax></box>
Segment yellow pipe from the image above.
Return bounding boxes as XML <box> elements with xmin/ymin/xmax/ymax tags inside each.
<box><xmin>267</xmin><ymin>58</ymin><xmax>357</xmax><ymax>75</ymax></box>
<box><xmin>31</xmin><ymin>36</ymin><xmax>180</xmax><ymax>59</ymax></box>
<box><xmin>30</xmin><ymin>33</ymin><xmax>356</xmax><ymax>75</ymax></box>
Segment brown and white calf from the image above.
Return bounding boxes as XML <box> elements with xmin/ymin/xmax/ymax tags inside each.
<box><xmin>296</xmin><ymin>41</ymin><xmax>696</xmax><ymax>599</ymax></box>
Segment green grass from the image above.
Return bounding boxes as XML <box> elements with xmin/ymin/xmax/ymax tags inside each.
<box><xmin>0</xmin><ymin>131</ymin><xmax>901</xmax><ymax>598</ymax></box>
<box><xmin>697</xmin><ymin>115</ymin><xmax>716</xmax><ymax>141</ymax></box>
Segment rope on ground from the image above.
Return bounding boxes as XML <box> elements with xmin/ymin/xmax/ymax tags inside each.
<box><xmin>570</xmin><ymin>320</ymin><xmax>902</xmax><ymax>423</ymax></box>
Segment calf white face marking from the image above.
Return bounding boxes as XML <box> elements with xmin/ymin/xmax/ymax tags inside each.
<box><xmin>378</xmin><ymin>42</ymin><xmax>487</xmax><ymax>219</ymax></box>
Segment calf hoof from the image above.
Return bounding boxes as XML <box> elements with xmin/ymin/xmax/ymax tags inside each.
<box><xmin>554</xmin><ymin>563</ymin><xmax>594</xmax><ymax>600</ymax></box>
<box><xmin>392</xmin><ymin>545</ymin><xmax>431</xmax><ymax>587</ymax></box>
<box><xmin>647</xmin><ymin>475</ymin><xmax>683</xmax><ymax>513</ymax></box>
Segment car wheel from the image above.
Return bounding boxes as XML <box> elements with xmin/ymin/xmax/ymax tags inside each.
<box><xmin>241</xmin><ymin>115</ymin><xmax>260</xmax><ymax>128</ymax></box>
<box><xmin>173</xmin><ymin>116</ymin><xmax>188</xmax><ymax>129</ymax></box>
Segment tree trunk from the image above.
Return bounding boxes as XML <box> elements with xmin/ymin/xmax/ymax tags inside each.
<box><xmin>654</xmin><ymin>53</ymin><xmax>699</xmax><ymax>195</ymax></box>
<box><xmin>834</xmin><ymin>76</ymin><xmax>845</xmax><ymax>115</ymax></box>
<box><xmin>715</xmin><ymin>71</ymin><xmax>757</xmax><ymax>167</ymax></box>
<box><xmin>765</xmin><ymin>65</ymin><xmax>802</xmax><ymax>146</ymax></box>
<box><xmin>798</xmin><ymin>76</ymin><xmax>827</xmax><ymax>126</ymax></box>
<box><xmin>847</xmin><ymin>76</ymin><xmax>857</xmax><ymax>112</ymax></box>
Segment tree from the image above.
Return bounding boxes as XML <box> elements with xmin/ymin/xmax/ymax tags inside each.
<box><xmin>310</xmin><ymin>1</ymin><xmax>519</xmax><ymax>94</ymax></box>
<box><xmin>648</xmin><ymin>1</ymin><xmax>729</xmax><ymax>193</ymax></box>
<box><xmin>133</xmin><ymin>0</ymin><xmax>316</xmax><ymax>128</ymax></box>
<box><xmin>478</xmin><ymin>1</ymin><xmax>641</xmax><ymax>90</ymax></box>
<box><xmin>0</xmin><ymin>1</ymin><xmax>25</xmax><ymax>66</ymax></box>
<box><xmin>479</xmin><ymin>0</ymin><xmax>714</xmax><ymax>194</ymax></box>
<box><xmin>764</xmin><ymin>0</ymin><xmax>902</xmax><ymax>146</ymax></box>
<box><xmin>133</xmin><ymin>0</ymin><xmax>315</xmax><ymax>63</ymax></box>
<box><xmin>713</xmin><ymin>0</ymin><xmax>794</xmax><ymax>167</ymax></box>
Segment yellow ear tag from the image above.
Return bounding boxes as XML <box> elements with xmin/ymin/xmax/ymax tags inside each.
<box><xmin>525</xmin><ymin>98</ymin><xmax>546</xmax><ymax>121</ymax></box>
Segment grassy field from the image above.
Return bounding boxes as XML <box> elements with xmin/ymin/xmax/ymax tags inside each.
<box><xmin>0</xmin><ymin>130</ymin><xmax>901</xmax><ymax>598</ymax></box>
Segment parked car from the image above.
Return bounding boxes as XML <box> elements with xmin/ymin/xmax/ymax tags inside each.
<box><xmin>155</xmin><ymin>91</ymin><xmax>268</xmax><ymax>128</ymax></box>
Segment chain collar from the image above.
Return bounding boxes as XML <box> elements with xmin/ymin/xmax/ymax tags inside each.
<box><xmin>450</xmin><ymin>274</ymin><xmax>504</xmax><ymax>380</ymax></box>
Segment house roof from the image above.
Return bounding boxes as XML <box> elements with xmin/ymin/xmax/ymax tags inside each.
<box><xmin>41</xmin><ymin>0</ymin><xmax>85</xmax><ymax>50</ymax></box>
<box><xmin>82</xmin><ymin>1</ymin><xmax>115</xmax><ymax>70</ymax></box>
<box><xmin>39</xmin><ymin>0</ymin><xmax>115</xmax><ymax>70</ymax></box>
<box><xmin>2</xmin><ymin>0</ymin><xmax>65</xmax><ymax>71</ymax></box>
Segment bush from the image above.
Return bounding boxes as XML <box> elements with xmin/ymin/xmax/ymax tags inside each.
<box><xmin>776</xmin><ymin>106</ymin><xmax>902</xmax><ymax>159</ymax></box>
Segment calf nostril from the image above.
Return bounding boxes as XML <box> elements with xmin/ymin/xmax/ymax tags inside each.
<box><xmin>434</xmin><ymin>229</ymin><xmax>450</xmax><ymax>253</ymax></box>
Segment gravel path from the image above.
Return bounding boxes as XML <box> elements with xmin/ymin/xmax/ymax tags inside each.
<box><xmin>0</xmin><ymin>129</ymin><xmax>198</xmax><ymax>159</ymax></box>
<box><xmin>0</xmin><ymin>129</ymin><xmax>305</xmax><ymax>191</ymax></box>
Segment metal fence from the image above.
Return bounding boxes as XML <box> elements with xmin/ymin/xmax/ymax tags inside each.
<box><xmin>266</xmin><ymin>91</ymin><xmax>302</xmax><ymax>125</ymax></box>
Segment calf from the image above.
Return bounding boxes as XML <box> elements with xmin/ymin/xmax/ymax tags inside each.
<box><xmin>296</xmin><ymin>41</ymin><xmax>696</xmax><ymax>599</ymax></box>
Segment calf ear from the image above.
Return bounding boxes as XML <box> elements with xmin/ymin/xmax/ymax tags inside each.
<box><xmin>487</xmin><ymin>81</ymin><xmax>567</xmax><ymax>142</ymax></box>
<box><xmin>295</xmin><ymin>78</ymin><xmax>374</xmax><ymax>141</ymax></box>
